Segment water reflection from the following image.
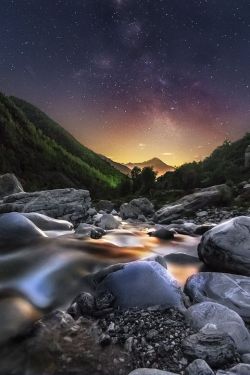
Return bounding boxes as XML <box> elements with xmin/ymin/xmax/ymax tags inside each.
<box><xmin>0</xmin><ymin>225</ymin><xmax>202</xmax><ymax>343</ymax></box>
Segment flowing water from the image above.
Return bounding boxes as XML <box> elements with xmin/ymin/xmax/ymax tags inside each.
<box><xmin>0</xmin><ymin>223</ymin><xmax>202</xmax><ymax>343</ymax></box>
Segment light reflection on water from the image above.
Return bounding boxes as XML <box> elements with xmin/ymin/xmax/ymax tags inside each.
<box><xmin>0</xmin><ymin>226</ymin><xmax>202</xmax><ymax>342</ymax></box>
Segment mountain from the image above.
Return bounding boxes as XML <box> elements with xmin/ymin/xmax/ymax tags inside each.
<box><xmin>158</xmin><ymin>134</ymin><xmax>250</xmax><ymax>191</ymax></box>
<box><xmin>0</xmin><ymin>93</ymin><xmax>126</xmax><ymax>197</ymax></box>
<box><xmin>99</xmin><ymin>155</ymin><xmax>131</xmax><ymax>176</ymax></box>
<box><xmin>125</xmin><ymin>157</ymin><xmax>175</xmax><ymax>176</ymax></box>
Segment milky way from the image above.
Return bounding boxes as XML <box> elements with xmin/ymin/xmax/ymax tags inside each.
<box><xmin>1</xmin><ymin>0</ymin><xmax>250</xmax><ymax>165</ymax></box>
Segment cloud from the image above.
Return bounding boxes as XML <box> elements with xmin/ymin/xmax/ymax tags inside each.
<box><xmin>162</xmin><ymin>152</ymin><xmax>174</xmax><ymax>156</ymax></box>
<box><xmin>138</xmin><ymin>143</ymin><xmax>146</xmax><ymax>149</ymax></box>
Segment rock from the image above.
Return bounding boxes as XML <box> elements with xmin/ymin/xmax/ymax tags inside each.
<box><xmin>165</xmin><ymin>222</ymin><xmax>198</xmax><ymax>236</ymax></box>
<box><xmin>0</xmin><ymin>173</ymin><xmax>23</xmax><ymax>199</ymax></box>
<box><xmin>185</xmin><ymin>359</ymin><xmax>214</xmax><ymax>375</ymax></box>
<box><xmin>185</xmin><ymin>272</ymin><xmax>250</xmax><ymax>321</ymax></box>
<box><xmin>155</xmin><ymin>184</ymin><xmax>232</xmax><ymax>224</ymax></box>
<box><xmin>182</xmin><ymin>325</ymin><xmax>237</xmax><ymax>367</ymax></box>
<box><xmin>67</xmin><ymin>292</ymin><xmax>95</xmax><ymax>319</ymax></box>
<box><xmin>194</xmin><ymin>223</ymin><xmax>216</xmax><ymax>235</ymax></box>
<box><xmin>0</xmin><ymin>188</ymin><xmax>91</xmax><ymax>225</ymax></box>
<box><xmin>120</xmin><ymin>198</ymin><xmax>154</xmax><ymax>220</ymax></box>
<box><xmin>196</xmin><ymin>210</ymin><xmax>208</xmax><ymax>218</ymax></box>
<box><xmin>97</xmin><ymin>213</ymin><xmax>120</xmax><ymax>230</ymax></box>
<box><xmin>148</xmin><ymin>227</ymin><xmax>175</xmax><ymax>240</ymax></box>
<box><xmin>185</xmin><ymin>302</ymin><xmax>250</xmax><ymax>354</ymax></box>
<box><xmin>138</xmin><ymin>214</ymin><xmax>146</xmax><ymax>222</ymax></box>
<box><xmin>241</xmin><ymin>353</ymin><xmax>250</xmax><ymax>364</ymax></box>
<box><xmin>198</xmin><ymin>216</ymin><xmax>250</xmax><ymax>276</ymax></box>
<box><xmin>75</xmin><ymin>223</ymin><xmax>105</xmax><ymax>238</ymax></box>
<box><xmin>128</xmin><ymin>370</ymin><xmax>178</xmax><ymax>375</ymax></box>
<box><xmin>87</xmin><ymin>207</ymin><xmax>97</xmax><ymax>216</ymax></box>
<box><xmin>0</xmin><ymin>212</ymin><xmax>47</xmax><ymax>247</ymax></box>
<box><xmin>216</xmin><ymin>364</ymin><xmax>250</xmax><ymax>374</ymax></box>
<box><xmin>96</xmin><ymin>260</ymin><xmax>185</xmax><ymax>310</ymax></box>
<box><xmin>21</xmin><ymin>212</ymin><xmax>73</xmax><ymax>231</ymax></box>
<box><xmin>96</xmin><ymin>200</ymin><xmax>115</xmax><ymax>213</ymax></box>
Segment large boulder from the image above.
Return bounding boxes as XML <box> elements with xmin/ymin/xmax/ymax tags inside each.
<box><xmin>198</xmin><ymin>216</ymin><xmax>250</xmax><ymax>276</ymax></box>
<box><xmin>185</xmin><ymin>302</ymin><xmax>250</xmax><ymax>354</ymax></box>
<box><xmin>0</xmin><ymin>188</ymin><xmax>91</xmax><ymax>225</ymax></box>
<box><xmin>0</xmin><ymin>173</ymin><xmax>23</xmax><ymax>199</ymax></box>
<box><xmin>120</xmin><ymin>198</ymin><xmax>154</xmax><ymax>220</ymax></box>
<box><xmin>155</xmin><ymin>184</ymin><xmax>232</xmax><ymax>224</ymax></box>
<box><xmin>185</xmin><ymin>272</ymin><xmax>250</xmax><ymax>321</ymax></box>
<box><xmin>96</xmin><ymin>260</ymin><xmax>185</xmax><ymax>310</ymax></box>
<box><xmin>0</xmin><ymin>212</ymin><xmax>47</xmax><ymax>247</ymax></box>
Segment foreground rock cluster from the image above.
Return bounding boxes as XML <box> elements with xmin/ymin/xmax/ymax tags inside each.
<box><xmin>0</xmin><ymin>173</ymin><xmax>250</xmax><ymax>374</ymax></box>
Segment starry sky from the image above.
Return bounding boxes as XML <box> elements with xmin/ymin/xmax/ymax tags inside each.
<box><xmin>1</xmin><ymin>0</ymin><xmax>250</xmax><ymax>166</ymax></box>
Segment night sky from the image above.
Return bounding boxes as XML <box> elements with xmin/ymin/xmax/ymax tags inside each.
<box><xmin>1</xmin><ymin>0</ymin><xmax>250</xmax><ymax>165</ymax></box>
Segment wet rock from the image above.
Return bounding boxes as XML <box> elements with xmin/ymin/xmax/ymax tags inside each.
<box><xmin>185</xmin><ymin>359</ymin><xmax>214</xmax><ymax>375</ymax></box>
<box><xmin>216</xmin><ymin>363</ymin><xmax>250</xmax><ymax>374</ymax></box>
<box><xmin>185</xmin><ymin>302</ymin><xmax>250</xmax><ymax>354</ymax></box>
<box><xmin>182</xmin><ymin>325</ymin><xmax>237</xmax><ymax>367</ymax></box>
<box><xmin>95</xmin><ymin>291</ymin><xmax>115</xmax><ymax>310</ymax></box>
<box><xmin>128</xmin><ymin>370</ymin><xmax>178</xmax><ymax>375</ymax></box>
<box><xmin>0</xmin><ymin>212</ymin><xmax>47</xmax><ymax>247</ymax></box>
<box><xmin>120</xmin><ymin>198</ymin><xmax>154</xmax><ymax>220</ymax></box>
<box><xmin>165</xmin><ymin>222</ymin><xmax>198</xmax><ymax>236</ymax></box>
<box><xmin>148</xmin><ymin>227</ymin><xmax>175</xmax><ymax>240</ymax></box>
<box><xmin>0</xmin><ymin>173</ymin><xmax>23</xmax><ymax>199</ymax></box>
<box><xmin>185</xmin><ymin>272</ymin><xmax>250</xmax><ymax>321</ymax></box>
<box><xmin>21</xmin><ymin>212</ymin><xmax>73</xmax><ymax>231</ymax></box>
<box><xmin>97</xmin><ymin>213</ymin><xmax>120</xmax><ymax>230</ymax></box>
<box><xmin>96</xmin><ymin>260</ymin><xmax>185</xmax><ymax>310</ymax></box>
<box><xmin>194</xmin><ymin>223</ymin><xmax>216</xmax><ymax>235</ymax></box>
<box><xmin>67</xmin><ymin>292</ymin><xmax>95</xmax><ymax>319</ymax></box>
<box><xmin>155</xmin><ymin>184</ymin><xmax>232</xmax><ymax>224</ymax></box>
<box><xmin>0</xmin><ymin>188</ymin><xmax>91</xmax><ymax>225</ymax></box>
<box><xmin>75</xmin><ymin>223</ymin><xmax>105</xmax><ymax>238</ymax></box>
<box><xmin>198</xmin><ymin>216</ymin><xmax>250</xmax><ymax>276</ymax></box>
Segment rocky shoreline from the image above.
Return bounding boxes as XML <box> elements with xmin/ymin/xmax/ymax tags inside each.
<box><xmin>0</xmin><ymin>173</ymin><xmax>250</xmax><ymax>374</ymax></box>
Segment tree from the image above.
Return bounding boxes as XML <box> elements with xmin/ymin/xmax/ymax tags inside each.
<box><xmin>140</xmin><ymin>166</ymin><xmax>157</xmax><ymax>194</ymax></box>
<box><xmin>131</xmin><ymin>166</ymin><xmax>142</xmax><ymax>192</ymax></box>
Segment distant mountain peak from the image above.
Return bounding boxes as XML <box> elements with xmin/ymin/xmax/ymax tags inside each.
<box><xmin>125</xmin><ymin>157</ymin><xmax>175</xmax><ymax>176</ymax></box>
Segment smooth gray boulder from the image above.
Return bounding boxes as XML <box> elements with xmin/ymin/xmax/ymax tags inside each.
<box><xmin>216</xmin><ymin>364</ymin><xmax>250</xmax><ymax>374</ymax></box>
<box><xmin>182</xmin><ymin>325</ymin><xmax>236</xmax><ymax>367</ymax></box>
<box><xmin>185</xmin><ymin>302</ymin><xmax>250</xmax><ymax>354</ymax></box>
<box><xmin>120</xmin><ymin>198</ymin><xmax>154</xmax><ymax>219</ymax></box>
<box><xmin>96</xmin><ymin>260</ymin><xmax>185</xmax><ymax>310</ymax></box>
<box><xmin>155</xmin><ymin>184</ymin><xmax>232</xmax><ymax>224</ymax></box>
<box><xmin>21</xmin><ymin>212</ymin><xmax>73</xmax><ymax>231</ymax></box>
<box><xmin>198</xmin><ymin>216</ymin><xmax>250</xmax><ymax>276</ymax></box>
<box><xmin>0</xmin><ymin>173</ymin><xmax>23</xmax><ymax>199</ymax></box>
<box><xmin>0</xmin><ymin>188</ymin><xmax>91</xmax><ymax>225</ymax></box>
<box><xmin>185</xmin><ymin>359</ymin><xmax>214</xmax><ymax>375</ymax></box>
<box><xmin>96</xmin><ymin>213</ymin><xmax>120</xmax><ymax>230</ymax></box>
<box><xmin>0</xmin><ymin>212</ymin><xmax>47</xmax><ymax>247</ymax></box>
<box><xmin>185</xmin><ymin>272</ymin><xmax>250</xmax><ymax>321</ymax></box>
